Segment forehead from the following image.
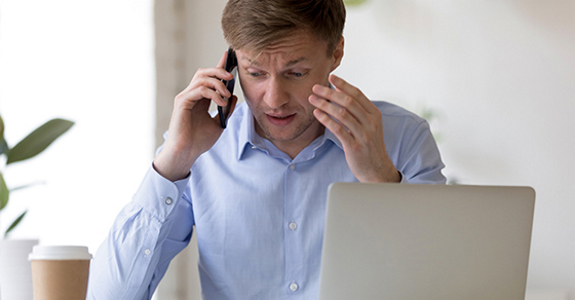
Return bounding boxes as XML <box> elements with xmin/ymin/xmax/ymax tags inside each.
<box><xmin>237</xmin><ymin>30</ymin><xmax>328</xmax><ymax>67</ymax></box>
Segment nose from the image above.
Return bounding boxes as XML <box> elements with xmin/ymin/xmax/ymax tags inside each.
<box><xmin>262</xmin><ymin>77</ymin><xmax>289</xmax><ymax>109</ymax></box>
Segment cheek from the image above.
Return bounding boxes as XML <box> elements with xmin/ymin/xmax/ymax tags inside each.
<box><xmin>239</xmin><ymin>79</ymin><xmax>264</xmax><ymax>112</ymax></box>
<box><xmin>239</xmin><ymin>78</ymin><xmax>259</xmax><ymax>101</ymax></box>
<box><xmin>290</xmin><ymin>77</ymin><xmax>321</xmax><ymax>103</ymax></box>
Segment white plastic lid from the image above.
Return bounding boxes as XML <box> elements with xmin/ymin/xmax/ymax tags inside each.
<box><xmin>28</xmin><ymin>245</ymin><xmax>92</xmax><ymax>261</ymax></box>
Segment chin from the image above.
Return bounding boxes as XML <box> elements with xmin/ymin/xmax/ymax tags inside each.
<box><xmin>259</xmin><ymin>124</ymin><xmax>302</xmax><ymax>142</ymax></box>
<box><xmin>256</xmin><ymin>115</ymin><xmax>320</xmax><ymax>144</ymax></box>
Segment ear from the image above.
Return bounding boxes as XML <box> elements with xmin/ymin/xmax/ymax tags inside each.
<box><xmin>330</xmin><ymin>36</ymin><xmax>345</xmax><ymax>72</ymax></box>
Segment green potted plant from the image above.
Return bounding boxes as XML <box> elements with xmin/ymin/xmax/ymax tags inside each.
<box><xmin>0</xmin><ymin>115</ymin><xmax>74</xmax><ymax>238</ymax></box>
<box><xmin>0</xmin><ymin>114</ymin><xmax>74</xmax><ymax>299</ymax></box>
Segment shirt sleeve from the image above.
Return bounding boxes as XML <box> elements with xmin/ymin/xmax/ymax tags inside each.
<box><xmin>87</xmin><ymin>164</ymin><xmax>194</xmax><ymax>300</ymax></box>
<box><xmin>398</xmin><ymin>121</ymin><xmax>447</xmax><ymax>184</ymax></box>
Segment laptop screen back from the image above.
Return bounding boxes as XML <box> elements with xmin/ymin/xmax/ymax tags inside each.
<box><xmin>318</xmin><ymin>183</ymin><xmax>535</xmax><ymax>300</ymax></box>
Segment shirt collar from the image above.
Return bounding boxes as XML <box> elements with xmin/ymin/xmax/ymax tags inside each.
<box><xmin>323</xmin><ymin>127</ymin><xmax>343</xmax><ymax>150</ymax></box>
<box><xmin>237</xmin><ymin>108</ymin><xmax>254</xmax><ymax>160</ymax></box>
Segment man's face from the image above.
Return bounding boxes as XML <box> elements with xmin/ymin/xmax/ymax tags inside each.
<box><xmin>236</xmin><ymin>31</ymin><xmax>343</xmax><ymax>153</ymax></box>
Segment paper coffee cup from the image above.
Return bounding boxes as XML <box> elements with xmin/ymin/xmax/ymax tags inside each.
<box><xmin>28</xmin><ymin>246</ymin><xmax>92</xmax><ymax>300</ymax></box>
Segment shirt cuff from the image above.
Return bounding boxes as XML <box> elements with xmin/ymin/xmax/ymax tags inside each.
<box><xmin>132</xmin><ymin>163</ymin><xmax>190</xmax><ymax>223</ymax></box>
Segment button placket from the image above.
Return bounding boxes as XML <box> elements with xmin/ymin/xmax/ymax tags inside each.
<box><xmin>285</xmin><ymin>161</ymin><xmax>303</xmax><ymax>295</ymax></box>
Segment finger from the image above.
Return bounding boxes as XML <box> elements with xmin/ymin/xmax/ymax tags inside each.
<box><xmin>329</xmin><ymin>74</ymin><xmax>375</xmax><ymax>114</ymax></box>
<box><xmin>309</xmin><ymin>94</ymin><xmax>364</xmax><ymax>135</ymax></box>
<box><xmin>194</xmin><ymin>66</ymin><xmax>234</xmax><ymax>83</ymax></box>
<box><xmin>311</xmin><ymin>84</ymin><xmax>367</xmax><ymax>125</ymax></box>
<box><xmin>212</xmin><ymin>95</ymin><xmax>238</xmax><ymax>125</ymax></box>
<box><xmin>216</xmin><ymin>51</ymin><xmax>227</xmax><ymax>68</ymax></box>
<box><xmin>313</xmin><ymin>108</ymin><xmax>353</xmax><ymax>145</ymax></box>
<box><xmin>201</xmin><ymin>86</ymin><xmax>228</xmax><ymax>107</ymax></box>
<box><xmin>178</xmin><ymin>77</ymin><xmax>229</xmax><ymax>107</ymax></box>
<box><xmin>180</xmin><ymin>85</ymin><xmax>227</xmax><ymax>107</ymax></box>
<box><xmin>216</xmin><ymin>50</ymin><xmax>234</xmax><ymax>81</ymax></box>
<box><xmin>190</xmin><ymin>76</ymin><xmax>231</xmax><ymax>99</ymax></box>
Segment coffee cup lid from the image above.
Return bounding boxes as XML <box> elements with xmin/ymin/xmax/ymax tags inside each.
<box><xmin>28</xmin><ymin>245</ymin><xmax>92</xmax><ymax>261</ymax></box>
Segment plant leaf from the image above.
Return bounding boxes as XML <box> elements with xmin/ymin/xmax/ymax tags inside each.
<box><xmin>0</xmin><ymin>138</ymin><xmax>8</xmax><ymax>156</ymax></box>
<box><xmin>10</xmin><ymin>181</ymin><xmax>46</xmax><ymax>193</ymax></box>
<box><xmin>6</xmin><ymin>118</ymin><xmax>74</xmax><ymax>165</ymax></box>
<box><xmin>0</xmin><ymin>114</ymin><xmax>7</xmax><ymax>156</ymax></box>
<box><xmin>4</xmin><ymin>210</ymin><xmax>27</xmax><ymax>237</ymax></box>
<box><xmin>0</xmin><ymin>172</ymin><xmax>9</xmax><ymax>211</ymax></box>
<box><xmin>0</xmin><ymin>114</ymin><xmax>4</xmax><ymax>140</ymax></box>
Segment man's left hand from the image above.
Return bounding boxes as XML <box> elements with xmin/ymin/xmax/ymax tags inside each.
<box><xmin>309</xmin><ymin>74</ymin><xmax>401</xmax><ymax>183</ymax></box>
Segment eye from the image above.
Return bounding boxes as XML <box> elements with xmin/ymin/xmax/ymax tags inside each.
<box><xmin>249</xmin><ymin>72</ymin><xmax>261</xmax><ymax>77</ymax></box>
<box><xmin>289</xmin><ymin>71</ymin><xmax>308</xmax><ymax>78</ymax></box>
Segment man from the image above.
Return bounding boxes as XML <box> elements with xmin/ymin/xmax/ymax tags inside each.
<box><xmin>88</xmin><ymin>0</ymin><xmax>446</xmax><ymax>299</ymax></box>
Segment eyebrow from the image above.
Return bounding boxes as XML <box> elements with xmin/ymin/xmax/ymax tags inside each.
<box><xmin>285</xmin><ymin>57</ymin><xmax>307</xmax><ymax>67</ymax></box>
<box><xmin>243</xmin><ymin>56</ymin><xmax>307</xmax><ymax>68</ymax></box>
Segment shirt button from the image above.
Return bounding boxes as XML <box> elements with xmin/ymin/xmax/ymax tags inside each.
<box><xmin>289</xmin><ymin>282</ymin><xmax>299</xmax><ymax>291</ymax></box>
<box><xmin>165</xmin><ymin>197</ymin><xmax>173</xmax><ymax>205</ymax></box>
<box><xmin>144</xmin><ymin>249</ymin><xmax>151</xmax><ymax>256</ymax></box>
<box><xmin>289</xmin><ymin>164</ymin><xmax>295</xmax><ymax>170</ymax></box>
<box><xmin>289</xmin><ymin>222</ymin><xmax>297</xmax><ymax>230</ymax></box>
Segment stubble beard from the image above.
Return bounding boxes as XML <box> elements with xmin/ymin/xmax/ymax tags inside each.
<box><xmin>253</xmin><ymin>109</ymin><xmax>320</xmax><ymax>144</ymax></box>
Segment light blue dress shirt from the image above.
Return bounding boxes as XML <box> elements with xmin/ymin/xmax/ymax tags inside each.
<box><xmin>88</xmin><ymin>101</ymin><xmax>446</xmax><ymax>300</ymax></box>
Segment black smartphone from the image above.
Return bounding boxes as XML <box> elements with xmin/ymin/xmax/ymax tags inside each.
<box><xmin>218</xmin><ymin>48</ymin><xmax>238</xmax><ymax>129</ymax></box>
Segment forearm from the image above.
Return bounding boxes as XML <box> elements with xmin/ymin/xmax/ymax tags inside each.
<box><xmin>87</xmin><ymin>166</ymin><xmax>194</xmax><ymax>300</ymax></box>
<box><xmin>153</xmin><ymin>148</ymin><xmax>195</xmax><ymax>182</ymax></box>
<box><xmin>368</xmin><ymin>157</ymin><xmax>402</xmax><ymax>183</ymax></box>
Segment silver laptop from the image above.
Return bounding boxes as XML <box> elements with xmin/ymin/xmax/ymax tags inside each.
<box><xmin>318</xmin><ymin>183</ymin><xmax>535</xmax><ymax>300</ymax></box>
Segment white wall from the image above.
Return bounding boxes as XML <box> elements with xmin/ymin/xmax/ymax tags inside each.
<box><xmin>0</xmin><ymin>0</ymin><xmax>154</xmax><ymax>254</ymax></box>
<box><xmin>338</xmin><ymin>0</ymin><xmax>574</xmax><ymax>296</ymax></box>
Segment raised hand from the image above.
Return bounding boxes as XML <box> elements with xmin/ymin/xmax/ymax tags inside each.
<box><xmin>309</xmin><ymin>74</ymin><xmax>400</xmax><ymax>183</ymax></box>
<box><xmin>154</xmin><ymin>52</ymin><xmax>237</xmax><ymax>181</ymax></box>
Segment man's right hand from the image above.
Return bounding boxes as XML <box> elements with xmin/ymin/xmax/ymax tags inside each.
<box><xmin>154</xmin><ymin>52</ymin><xmax>237</xmax><ymax>181</ymax></box>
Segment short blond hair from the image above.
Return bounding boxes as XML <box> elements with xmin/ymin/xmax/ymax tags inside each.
<box><xmin>221</xmin><ymin>0</ymin><xmax>346</xmax><ymax>56</ymax></box>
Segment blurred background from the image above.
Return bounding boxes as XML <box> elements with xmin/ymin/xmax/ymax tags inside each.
<box><xmin>0</xmin><ymin>0</ymin><xmax>573</xmax><ymax>299</ymax></box>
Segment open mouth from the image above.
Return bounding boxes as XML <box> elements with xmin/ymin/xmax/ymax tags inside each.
<box><xmin>266</xmin><ymin>113</ymin><xmax>296</xmax><ymax>126</ymax></box>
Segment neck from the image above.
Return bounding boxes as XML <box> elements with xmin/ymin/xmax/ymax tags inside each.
<box><xmin>263</xmin><ymin>121</ymin><xmax>325</xmax><ymax>160</ymax></box>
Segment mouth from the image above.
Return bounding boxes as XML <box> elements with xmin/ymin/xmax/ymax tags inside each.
<box><xmin>266</xmin><ymin>113</ymin><xmax>296</xmax><ymax>126</ymax></box>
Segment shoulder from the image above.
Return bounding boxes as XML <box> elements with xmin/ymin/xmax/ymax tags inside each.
<box><xmin>372</xmin><ymin>101</ymin><xmax>428</xmax><ymax>130</ymax></box>
<box><xmin>372</xmin><ymin>101</ymin><xmax>435</xmax><ymax>159</ymax></box>
<box><xmin>373</xmin><ymin>101</ymin><xmax>424</xmax><ymax>121</ymax></box>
